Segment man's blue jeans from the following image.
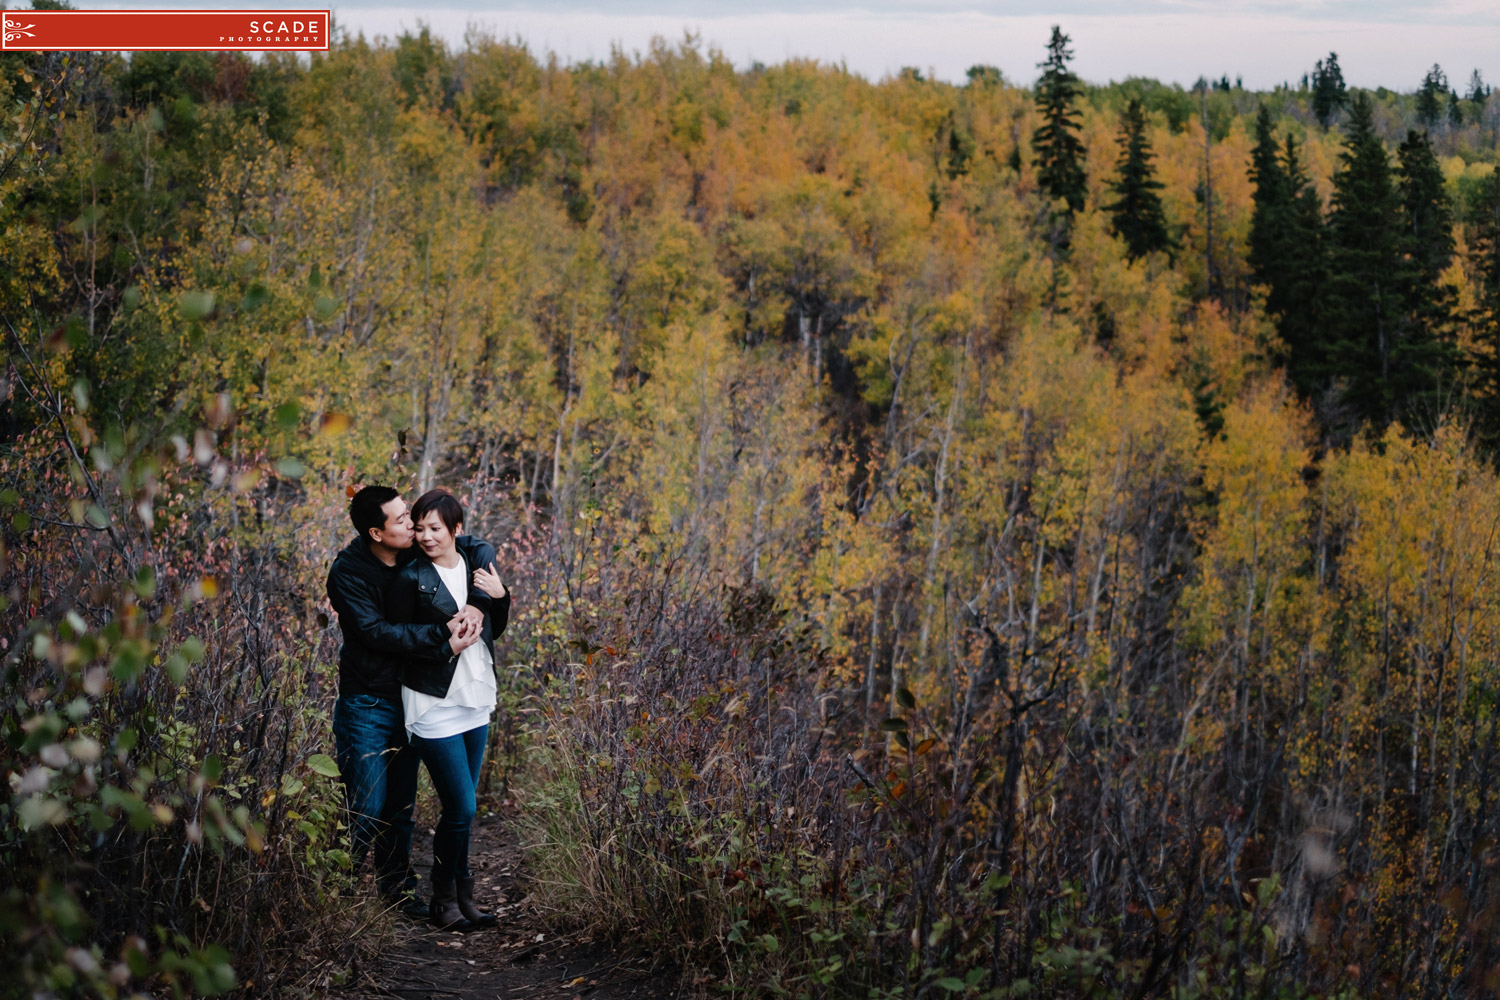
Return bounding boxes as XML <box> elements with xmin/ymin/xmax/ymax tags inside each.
<box><xmin>332</xmin><ymin>693</ymin><xmax>419</xmax><ymax>894</ymax></box>
<box><xmin>409</xmin><ymin>723</ymin><xmax>488</xmax><ymax>886</ymax></box>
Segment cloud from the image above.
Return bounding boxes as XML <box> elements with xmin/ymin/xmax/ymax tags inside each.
<box><xmin>313</xmin><ymin>5</ymin><xmax>1498</xmax><ymax>89</ymax></box>
<box><xmin>84</xmin><ymin>1</ymin><xmax>1500</xmax><ymax>87</ymax></box>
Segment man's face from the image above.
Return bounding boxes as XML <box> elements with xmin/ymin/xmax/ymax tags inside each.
<box><xmin>371</xmin><ymin>497</ymin><xmax>415</xmax><ymax>549</ymax></box>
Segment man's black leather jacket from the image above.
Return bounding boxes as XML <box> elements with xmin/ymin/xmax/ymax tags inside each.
<box><xmin>326</xmin><ymin>534</ymin><xmax>458</xmax><ymax>700</ymax></box>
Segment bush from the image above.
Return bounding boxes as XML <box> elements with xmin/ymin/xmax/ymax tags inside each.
<box><xmin>0</xmin><ymin>359</ymin><xmax>382</xmax><ymax>997</ymax></box>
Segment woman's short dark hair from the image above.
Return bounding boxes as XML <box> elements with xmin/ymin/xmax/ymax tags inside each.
<box><xmin>411</xmin><ymin>489</ymin><xmax>464</xmax><ymax>534</ymax></box>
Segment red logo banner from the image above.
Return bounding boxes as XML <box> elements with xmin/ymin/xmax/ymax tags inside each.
<box><xmin>0</xmin><ymin>9</ymin><xmax>330</xmax><ymax>51</ymax></box>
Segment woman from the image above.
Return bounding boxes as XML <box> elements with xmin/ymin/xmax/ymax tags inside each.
<box><xmin>387</xmin><ymin>488</ymin><xmax>511</xmax><ymax>932</ymax></box>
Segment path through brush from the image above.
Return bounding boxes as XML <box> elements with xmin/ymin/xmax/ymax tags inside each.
<box><xmin>343</xmin><ymin>812</ymin><xmax>679</xmax><ymax>1000</ymax></box>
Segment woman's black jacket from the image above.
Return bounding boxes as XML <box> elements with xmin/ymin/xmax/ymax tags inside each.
<box><xmin>386</xmin><ymin>535</ymin><xmax>511</xmax><ymax>699</ymax></box>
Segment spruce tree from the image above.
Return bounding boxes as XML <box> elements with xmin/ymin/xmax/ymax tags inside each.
<box><xmin>1325</xmin><ymin>93</ymin><xmax>1404</xmax><ymax>427</ymax></box>
<box><xmin>1392</xmin><ymin>129</ymin><xmax>1460</xmax><ymax>418</ymax></box>
<box><xmin>1279</xmin><ymin>135</ymin><xmax>1328</xmax><ymax>393</ymax></box>
<box><xmin>1417</xmin><ymin>65</ymin><xmax>1449</xmax><ymax>128</ymax></box>
<box><xmin>1464</xmin><ymin>70</ymin><xmax>1488</xmax><ymax>110</ymax></box>
<box><xmin>1466</xmin><ymin>69</ymin><xmax>1489</xmax><ymax>104</ymax></box>
<box><xmin>1396</xmin><ymin>130</ymin><xmax>1456</xmax><ymax>284</ymax></box>
<box><xmin>1468</xmin><ymin>171</ymin><xmax>1500</xmax><ymax>449</ymax></box>
<box><xmin>1104</xmin><ymin>98</ymin><xmax>1174</xmax><ymax>260</ymax></box>
<box><xmin>1464</xmin><ymin>71</ymin><xmax>1490</xmax><ymax>128</ymax></box>
<box><xmin>1247</xmin><ymin>106</ymin><xmax>1287</xmax><ymax>283</ymax></box>
<box><xmin>1311</xmin><ymin>53</ymin><xmax>1348</xmax><ymax>127</ymax></box>
<box><xmin>1247</xmin><ymin>106</ymin><xmax>1325</xmax><ymax>394</ymax></box>
<box><xmin>1031</xmin><ymin>26</ymin><xmax>1087</xmax><ymax>216</ymax></box>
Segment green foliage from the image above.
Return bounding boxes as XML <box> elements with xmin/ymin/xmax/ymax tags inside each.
<box><xmin>0</xmin><ymin>364</ymin><xmax>364</xmax><ymax>994</ymax></box>
<box><xmin>1396</xmin><ymin>129</ymin><xmax>1456</xmax><ymax>282</ymax></box>
<box><xmin>1323</xmin><ymin>93</ymin><xmax>1408</xmax><ymax>427</ymax></box>
<box><xmin>1392</xmin><ymin>129</ymin><xmax>1460</xmax><ymax>420</ymax></box>
<box><xmin>1104</xmin><ymin>98</ymin><xmax>1174</xmax><ymax>260</ymax></box>
<box><xmin>1031</xmin><ymin>26</ymin><xmax>1087</xmax><ymax>217</ymax></box>
<box><xmin>1108</xmin><ymin>77</ymin><xmax>1196</xmax><ymax>133</ymax></box>
<box><xmin>1249</xmin><ymin>108</ymin><xmax>1326</xmax><ymax>394</ymax></box>
<box><xmin>1468</xmin><ymin>170</ymin><xmax>1500</xmax><ymax>448</ymax></box>
<box><xmin>1311</xmin><ymin>52</ymin><xmax>1347</xmax><ymax>127</ymax></box>
<box><xmin>1305</xmin><ymin>102</ymin><xmax>1460</xmax><ymax>432</ymax></box>
<box><xmin>1417</xmin><ymin>64</ymin><xmax>1449</xmax><ymax>129</ymax></box>
<box><xmin>964</xmin><ymin>65</ymin><xmax>1003</xmax><ymax>88</ymax></box>
<box><xmin>1466</xmin><ymin>69</ymin><xmax>1490</xmax><ymax>104</ymax></box>
<box><xmin>394</xmin><ymin>26</ymin><xmax>453</xmax><ymax>109</ymax></box>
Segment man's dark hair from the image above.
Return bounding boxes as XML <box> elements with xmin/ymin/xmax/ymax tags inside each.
<box><xmin>411</xmin><ymin>489</ymin><xmax>464</xmax><ymax>534</ymax></box>
<box><xmin>350</xmin><ymin>485</ymin><xmax>401</xmax><ymax>542</ymax></box>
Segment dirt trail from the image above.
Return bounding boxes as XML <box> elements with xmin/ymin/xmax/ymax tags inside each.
<box><xmin>343</xmin><ymin>814</ymin><xmax>680</xmax><ymax>1000</ymax></box>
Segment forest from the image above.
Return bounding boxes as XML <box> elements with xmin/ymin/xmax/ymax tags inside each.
<box><xmin>5</xmin><ymin>10</ymin><xmax>1500</xmax><ymax>997</ymax></box>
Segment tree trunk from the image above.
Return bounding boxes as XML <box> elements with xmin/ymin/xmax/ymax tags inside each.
<box><xmin>918</xmin><ymin>327</ymin><xmax>973</xmax><ymax>665</ymax></box>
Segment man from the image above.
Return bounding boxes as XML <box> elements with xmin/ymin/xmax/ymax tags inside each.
<box><xmin>326</xmin><ymin>485</ymin><xmax>483</xmax><ymax>917</ymax></box>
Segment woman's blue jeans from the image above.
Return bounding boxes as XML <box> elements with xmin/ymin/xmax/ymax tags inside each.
<box><xmin>410</xmin><ymin>723</ymin><xmax>488</xmax><ymax>886</ymax></box>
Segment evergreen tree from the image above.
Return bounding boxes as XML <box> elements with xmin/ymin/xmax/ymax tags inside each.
<box><xmin>1466</xmin><ymin>69</ymin><xmax>1489</xmax><ymax>104</ymax></box>
<box><xmin>1468</xmin><ymin>171</ymin><xmax>1500</xmax><ymax>448</ymax></box>
<box><xmin>1247</xmin><ymin>106</ymin><xmax>1325</xmax><ymax>394</ymax></box>
<box><xmin>1311</xmin><ymin>52</ymin><xmax>1348</xmax><ymax>127</ymax></box>
<box><xmin>1465</xmin><ymin>70</ymin><xmax>1490</xmax><ymax>127</ymax></box>
<box><xmin>1324</xmin><ymin>93</ymin><xmax>1405</xmax><ymax>427</ymax></box>
<box><xmin>1396</xmin><ymin>130</ymin><xmax>1455</xmax><ymax>282</ymax></box>
<box><xmin>946</xmin><ymin>115</ymin><xmax>976</xmax><ymax>179</ymax></box>
<box><xmin>1279</xmin><ymin>135</ymin><xmax>1328</xmax><ymax>392</ymax></box>
<box><xmin>1247</xmin><ymin>106</ymin><xmax>1286</xmax><ymax>278</ymax></box>
<box><xmin>1393</xmin><ymin>129</ymin><xmax>1460</xmax><ymax>416</ymax></box>
<box><xmin>1031</xmin><ymin>26</ymin><xmax>1087</xmax><ymax>216</ymax></box>
<box><xmin>966</xmin><ymin>64</ymin><xmax>1003</xmax><ymax>87</ymax></box>
<box><xmin>1417</xmin><ymin>64</ymin><xmax>1449</xmax><ymax>127</ymax></box>
<box><xmin>1104</xmin><ymin>98</ymin><xmax>1174</xmax><ymax>260</ymax></box>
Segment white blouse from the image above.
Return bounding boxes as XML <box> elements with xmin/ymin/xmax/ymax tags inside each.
<box><xmin>401</xmin><ymin>559</ymin><xmax>496</xmax><ymax>740</ymax></box>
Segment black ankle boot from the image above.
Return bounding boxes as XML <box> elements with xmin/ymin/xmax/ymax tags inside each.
<box><xmin>429</xmin><ymin>879</ymin><xmax>474</xmax><ymax>932</ymax></box>
<box><xmin>381</xmin><ymin>874</ymin><xmax>429</xmax><ymax>920</ymax></box>
<box><xmin>456</xmin><ymin>874</ymin><xmax>498</xmax><ymax>929</ymax></box>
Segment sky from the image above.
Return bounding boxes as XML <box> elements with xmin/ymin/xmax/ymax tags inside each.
<box><xmin>80</xmin><ymin>1</ymin><xmax>1500</xmax><ymax>90</ymax></box>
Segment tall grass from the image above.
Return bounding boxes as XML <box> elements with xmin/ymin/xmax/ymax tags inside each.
<box><xmin>0</xmin><ymin>401</ymin><xmax>390</xmax><ymax>996</ymax></box>
<box><xmin>503</xmin><ymin>514</ymin><xmax>1500</xmax><ymax>999</ymax></box>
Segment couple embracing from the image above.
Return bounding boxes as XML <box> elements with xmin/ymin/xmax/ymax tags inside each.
<box><xmin>325</xmin><ymin>484</ymin><xmax>511</xmax><ymax>932</ymax></box>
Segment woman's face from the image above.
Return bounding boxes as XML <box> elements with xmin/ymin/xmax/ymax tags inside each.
<box><xmin>413</xmin><ymin>510</ymin><xmax>459</xmax><ymax>562</ymax></box>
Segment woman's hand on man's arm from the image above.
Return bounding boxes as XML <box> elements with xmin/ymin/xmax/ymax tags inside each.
<box><xmin>448</xmin><ymin>610</ymin><xmax>482</xmax><ymax>655</ymax></box>
<box><xmin>473</xmin><ymin>564</ymin><xmax>508</xmax><ymax>599</ymax></box>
